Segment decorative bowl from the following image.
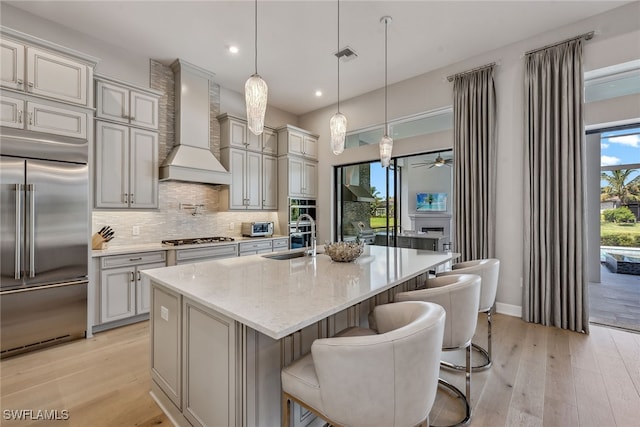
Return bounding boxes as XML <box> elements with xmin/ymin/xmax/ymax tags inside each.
<box><xmin>324</xmin><ymin>241</ymin><xmax>365</xmax><ymax>262</ymax></box>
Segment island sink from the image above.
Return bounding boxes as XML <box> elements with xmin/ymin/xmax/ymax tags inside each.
<box><xmin>261</xmin><ymin>251</ymin><xmax>306</xmax><ymax>260</ymax></box>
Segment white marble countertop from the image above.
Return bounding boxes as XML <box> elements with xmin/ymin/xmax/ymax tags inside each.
<box><xmin>91</xmin><ymin>235</ymin><xmax>288</xmax><ymax>257</ymax></box>
<box><xmin>142</xmin><ymin>246</ymin><xmax>456</xmax><ymax>340</ymax></box>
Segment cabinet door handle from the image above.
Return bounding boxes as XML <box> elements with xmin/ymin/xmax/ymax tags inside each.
<box><xmin>28</xmin><ymin>113</ymin><xmax>33</xmax><ymax>125</ymax></box>
<box><xmin>129</xmin><ymin>257</ymin><xmax>142</xmax><ymax>261</ymax></box>
<box><xmin>130</xmin><ymin>116</ymin><xmax>135</xmax><ymax>121</ymax></box>
<box><xmin>123</xmin><ymin>193</ymin><xmax>129</xmax><ymax>204</ymax></box>
<box><xmin>16</xmin><ymin>79</ymin><xmax>23</xmax><ymax>88</ymax></box>
<box><xmin>17</xmin><ymin>110</ymin><xmax>23</xmax><ymax>124</ymax></box>
<box><xmin>130</xmin><ymin>271</ymin><xmax>135</xmax><ymax>283</ymax></box>
<box><xmin>27</xmin><ymin>82</ymin><xmax>34</xmax><ymax>91</ymax></box>
<box><xmin>130</xmin><ymin>193</ymin><xmax>134</xmax><ymax>204</ymax></box>
<box><xmin>137</xmin><ymin>271</ymin><xmax>141</xmax><ymax>281</ymax></box>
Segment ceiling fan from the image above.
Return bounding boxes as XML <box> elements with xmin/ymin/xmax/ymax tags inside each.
<box><xmin>412</xmin><ymin>152</ymin><xmax>453</xmax><ymax>168</ymax></box>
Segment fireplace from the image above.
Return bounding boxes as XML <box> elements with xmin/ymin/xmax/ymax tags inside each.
<box><xmin>409</xmin><ymin>213</ymin><xmax>452</xmax><ymax>251</ymax></box>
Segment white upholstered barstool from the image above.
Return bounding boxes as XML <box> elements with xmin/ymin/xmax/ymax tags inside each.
<box><xmin>395</xmin><ymin>274</ymin><xmax>481</xmax><ymax>427</ymax></box>
<box><xmin>437</xmin><ymin>258</ymin><xmax>500</xmax><ymax>370</ymax></box>
<box><xmin>281</xmin><ymin>301</ymin><xmax>446</xmax><ymax>427</ymax></box>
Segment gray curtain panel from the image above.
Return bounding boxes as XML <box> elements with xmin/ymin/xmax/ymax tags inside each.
<box><xmin>523</xmin><ymin>39</ymin><xmax>588</xmax><ymax>333</ymax></box>
<box><xmin>452</xmin><ymin>67</ymin><xmax>497</xmax><ymax>262</ymax></box>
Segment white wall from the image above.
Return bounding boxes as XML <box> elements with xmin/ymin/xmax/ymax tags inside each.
<box><xmin>299</xmin><ymin>2</ymin><xmax>640</xmax><ymax>312</ymax></box>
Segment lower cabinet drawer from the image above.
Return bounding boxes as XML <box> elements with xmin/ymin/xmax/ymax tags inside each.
<box><xmin>101</xmin><ymin>251</ymin><xmax>166</xmax><ymax>269</ymax></box>
<box><xmin>239</xmin><ymin>240</ymin><xmax>272</xmax><ymax>253</ymax></box>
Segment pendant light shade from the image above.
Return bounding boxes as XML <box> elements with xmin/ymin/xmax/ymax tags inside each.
<box><xmin>245</xmin><ymin>0</ymin><xmax>267</xmax><ymax>136</ymax></box>
<box><xmin>330</xmin><ymin>112</ymin><xmax>347</xmax><ymax>155</ymax></box>
<box><xmin>379</xmin><ymin>16</ymin><xmax>393</xmax><ymax>167</ymax></box>
<box><xmin>245</xmin><ymin>73</ymin><xmax>268</xmax><ymax>135</ymax></box>
<box><xmin>329</xmin><ymin>0</ymin><xmax>346</xmax><ymax>155</ymax></box>
<box><xmin>379</xmin><ymin>134</ymin><xmax>393</xmax><ymax>167</ymax></box>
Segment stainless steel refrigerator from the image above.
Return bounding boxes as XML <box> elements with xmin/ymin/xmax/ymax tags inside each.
<box><xmin>1</xmin><ymin>153</ymin><xmax>88</xmax><ymax>358</ymax></box>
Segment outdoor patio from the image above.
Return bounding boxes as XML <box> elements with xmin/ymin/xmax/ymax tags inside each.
<box><xmin>589</xmin><ymin>263</ymin><xmax>640</xmax><ymax>332</ymax></box>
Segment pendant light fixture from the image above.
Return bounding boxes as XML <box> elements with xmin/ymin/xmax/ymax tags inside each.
<box><xmin>329</xmin><ymin>0</ymin><xmax>347</xmax><ymax>155</ymax></box>
<box><xmin>379</xmin><ymin>16</ymin><xmax>393</xmax><ymax>168</ymax></box>
<box><xmin>245</xmin><ymin>0</ymin><xmax>268</xmax><ymax>135</ymax></box>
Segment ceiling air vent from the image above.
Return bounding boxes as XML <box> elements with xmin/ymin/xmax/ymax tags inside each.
<box><xmin>334</xmin><ymin>46</ymin><xmax>358</xmax><ymax>62</ymax></box>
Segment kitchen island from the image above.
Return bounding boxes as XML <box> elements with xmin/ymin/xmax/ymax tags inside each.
<box><xmin>142</xmin><ymin>245</ymin><xmax>456</xmax><ymax>427</ymax></box>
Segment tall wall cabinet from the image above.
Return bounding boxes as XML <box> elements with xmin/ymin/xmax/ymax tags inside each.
<box><xmin>218</xmin><ymin>113</ymin><xmax>278</xmax><ymax>210</ymax></box>
<box><xmin>0</xmin><ymin>27</ymin><xmax>97</xmax><ymax>142</ymax></box>
<box><xmin>276</xmin><ymin>125</ymin><xmax>318</xmax><ymax>200</ymax></box>
<box><xmin>94</xmin><ymin>75</ymin><xmax>161</xmax><ymax>209</ymax></box>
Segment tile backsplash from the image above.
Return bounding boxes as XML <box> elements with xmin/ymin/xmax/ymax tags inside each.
<box><xmin>92</xmin><ymin>181</ymin><xmax>281</xmax><ymax>246</ymax></box>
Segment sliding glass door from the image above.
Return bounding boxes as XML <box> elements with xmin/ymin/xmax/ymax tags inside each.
<box><xmin>334</xmin><ymin>150</ymin><xmax>453</xmax><ymax>249</ymax></box>
<box><xmin>334</xmin><ymin>160</ymin><xmax>401</xmax><ymax>246</ymax></box>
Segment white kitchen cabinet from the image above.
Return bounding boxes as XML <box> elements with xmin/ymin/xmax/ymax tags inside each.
<box><xmin>0</xmin><ymin>95</ymin><xmax>23</xmax><ymax>129</ymax></box>
<box><xmin>284</xmin><ymin>156</ymin><xmax>317</xmax><ymax>198</ymax></box>
<box><xmin>277</xmin><ymin>125</ymin><xmax>318</xmax><ymax>160</ymax></box>
<box><xmin>219</xmin><ymin>113</ymin><xmax>269</xmax><ymax>153</ymax></box>
<box><xmin>96</xmin><ymin>77</ymin><xmax>160</xmax><ymax>130</ymax></box>
<box><xmin>182</xmin><ymin>298</ymin><xmax>237</xmax><ymax>427</ymax></box>
<box><xmin>1</xmin><ymin>38</ymin><xmax>24</xmax><ymax>91</ymax></box>
<box><xmin>1</xmin><ymin>36</ymin><xmax>92</xmax><ymax>106</ymax></box>
<box><xmin>169</xmin><ymin>244</ymin><xmax>238</xmax><ymax>265</ymax></box>
<box><xmin>262</xmin><ymin>154</ymin><xmax>278</xmax><ymax>209</ymax></box>
<box><xmin>95</xmin><ymin>121</ymin><xmax>158</xmax><ymax>209</ymax></box>
<box><xmin>219</xmin><ymin>113</ymin><xmax>279</xmax><ymax>211</ymax></box>
<box><xmin>99</xmin><ymin>251</ymin><xmax>166</xmax><ymax>324</ymax></box>
<box><xmin>272</xmin><ymin>238</ymin><xmax>289</xmax><ymax>252</ymax></box>
<box><xmin>0</xmin><ymin>94</ymin><xmax>87</xmax><ymax>139</ymax></box>
<box><xmin>221</xmin><ymin>148</ymin><xmax>261</xmax><ymax>210</ymax></box>
<box><xmin>151</xmin><ymin>283</ymin><xmax>182</xmax><ymax>409</ymax></box>
<box><xmin>262</xmin><ymin>127</ymin><xmax>278</xmax><ymax>155</ymax></box>
<box><xmin>239</xmin><ymin>240</ymin><xmax>273</xmax><ymax>256</ymax></box>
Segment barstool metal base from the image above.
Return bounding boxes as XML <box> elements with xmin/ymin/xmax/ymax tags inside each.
<box><xmin>431</xmin><ymin>378</ymin><xmax>471</xmax><ymax>427</ymax></box>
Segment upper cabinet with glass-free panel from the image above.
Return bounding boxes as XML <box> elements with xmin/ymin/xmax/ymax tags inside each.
<box><xmin>1</xmin><ymin>28</ymin><xmax>98</xmax><ymax>107</ymax></box>
<box><xmin>95</xmin><ymin>75</ymin><xmax>160</xmax><ymax>130</ymax></box>
<box><xmin>276</xmin><ymin>125</ymin><xmax>318</xmax><ymax>160</ymax></box>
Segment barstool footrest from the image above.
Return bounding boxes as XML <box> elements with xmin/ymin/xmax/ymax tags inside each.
<box><xmin>440</xmin><ymin>343</ymin><xmax>492</xmax><ymax>372</ymax></box>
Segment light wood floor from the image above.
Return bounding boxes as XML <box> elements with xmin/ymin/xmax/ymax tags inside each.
<box><xmin>1</xmin><ymin>315</ymin><xmax>639</xmax><ymax>427</ymax></box>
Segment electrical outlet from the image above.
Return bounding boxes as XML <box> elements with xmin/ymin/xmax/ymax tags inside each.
<box><xmin>161</xmin><ymin>306</ymin><xmax>169</xmax><ymax>321</ymax></box>
<box><xmin>132</xmin><ymin>225</ymin><xmax>140</xmax><ymax>236</ymax></box>
<box><xmin>229</xmin><ymin>222</ymin><xmax>234</xmax><ymax>231</ymax></box>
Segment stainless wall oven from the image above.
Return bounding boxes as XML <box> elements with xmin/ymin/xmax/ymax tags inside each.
<box><xmin>289</xmin><ymin>198</ymin><xmax>316</xmax><ymax>249</ymax></box>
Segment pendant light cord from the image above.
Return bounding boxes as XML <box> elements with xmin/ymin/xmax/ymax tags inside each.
<box><xmin>337</xmin><ymin>0</ymin><xmax>340</xmax><ymax>112</ymax></box>
<box><xmin>384</xmin><ymin>17</ymin><xmax>388</xmax><ymax>135</ymax></box>
<box><xmin>254</xmin><ymin>0</ymin><xmax>258</xmax><ymax>74</ymax></box>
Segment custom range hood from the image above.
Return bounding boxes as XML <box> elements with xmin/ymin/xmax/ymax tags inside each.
<box><xmin>160</xmin><ymin>59</ymin><xmax>231</xmax><ymax>185</ymax></box>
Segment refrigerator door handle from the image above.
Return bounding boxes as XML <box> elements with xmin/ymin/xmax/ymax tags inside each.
<box><xmin>27</xmin><ymin>183</ymin><xmax>35</xmax><ymax>278</ymax></box>
<box><xmin>14</xmin><ymin>184</ymin><xmax>23</xmax><ymax>280</ymax></box>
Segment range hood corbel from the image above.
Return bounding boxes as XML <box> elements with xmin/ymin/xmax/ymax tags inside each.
<box><xmin>159</xmin><ymin>59</ymin><xmax>231</xmax><ymax>185</ymax></box>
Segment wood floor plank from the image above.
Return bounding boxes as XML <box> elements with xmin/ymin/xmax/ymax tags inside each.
<box><xmin>2</xmin><ymin>316</ymin><xmax>639</xmax><ymax>427</ymax></box>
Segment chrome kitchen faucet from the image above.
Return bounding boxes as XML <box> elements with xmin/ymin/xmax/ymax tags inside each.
<box><xmin>295</xmin><ymin>214</ymin><xmax>316</xmax><ymax>257</ymax></box>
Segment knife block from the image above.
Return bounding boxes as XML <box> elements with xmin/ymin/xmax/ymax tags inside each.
<box><xmin>92</xmin><ymin>233</ymin><xmax>107</xmax><ymax>250</ymax></box>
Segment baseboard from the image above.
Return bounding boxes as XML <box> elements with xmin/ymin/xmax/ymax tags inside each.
<box><xmin>496</xmin><ymin>302</ymin><xmax>522</xmax><ymax>318</ymax></box>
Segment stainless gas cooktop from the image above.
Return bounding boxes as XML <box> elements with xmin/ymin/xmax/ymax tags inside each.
<box><xmin>161</xmin><ymin>236</ymin><xmax>235</xmax><ymax>246</ymax></box>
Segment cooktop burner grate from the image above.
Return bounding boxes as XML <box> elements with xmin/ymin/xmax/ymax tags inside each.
<box><xmin>161</xmin><ymin>236</ymin><xmax>235</xmax><ymax>246</ymax></box>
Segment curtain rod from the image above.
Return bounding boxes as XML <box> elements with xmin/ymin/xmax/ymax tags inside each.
<box><xmin>525</xmin><ymin>31</ymin><xmax>595</xmax><ymax>56</ymax></box>
<box><xmin>447</xmin><ymin>62</ymin><xmax>496</xmax><ymax>82</ymax></box>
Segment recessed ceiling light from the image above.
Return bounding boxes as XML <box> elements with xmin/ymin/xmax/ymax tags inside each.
<box><xmin>315</xmin><ymin>90</ymin><xmax>323</xmax><ymax>97</ymax></box>
<box><xmin>228</xmin><ymin>46</ymin><xmax>239</xmax><ymax>54</ymax></box>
